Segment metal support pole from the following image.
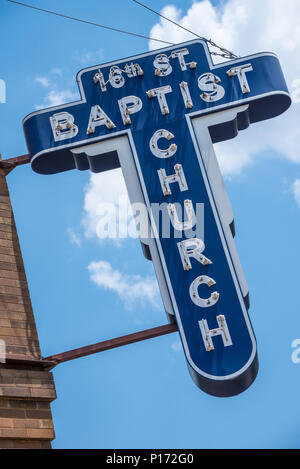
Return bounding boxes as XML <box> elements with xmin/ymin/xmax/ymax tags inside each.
<box><xmin>0</xmin><ymin>154</ymin><xmax>30</xmax><ymax>174</ymax></box>
<box><xmin>45</xmin><ymin>323</ymin><xmax>178</xmax><ymax>369</ymax></box>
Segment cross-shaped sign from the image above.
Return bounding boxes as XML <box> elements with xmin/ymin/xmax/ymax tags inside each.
<box><xmin>23</xmin><ymin>39</ymin><xmax>291</xmax><ymax>397</ymax></box>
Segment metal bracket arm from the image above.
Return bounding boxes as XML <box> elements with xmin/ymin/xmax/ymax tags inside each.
<box><xmin>0</xmin><ymin>154</ymin><xmax>30</xmax><ymax>175</ymax></box>
<box><xmin>2</xmin><ymin>323</ymin><xmax>178</xmax><ymax>370</ymax></box>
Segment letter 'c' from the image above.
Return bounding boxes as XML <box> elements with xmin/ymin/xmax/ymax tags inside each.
<box><xmin>149</xmin><ymin>129</ymin><xmax>177</xmax><ymax>158</ymax></box>
<box><xmin>189</xmin><ymin>275</ymin><xmax>219</xmax><ymax>308</ymax></box>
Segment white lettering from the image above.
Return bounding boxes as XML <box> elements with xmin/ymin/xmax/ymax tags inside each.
<box><xmin>198</xmin><ymin>73</ymin><xmax>225</xmax><ymax>102</ymax></box>
<box><xmin>153</xmin><ymin>53</ymin><xmax>172</xmax><ymax>77</ymax></box>
<box><xmin>118</xmin><ymin>95</ymin><xmax>142</xmax><ymax>126</ymax></box>
<box><xmin>199</xmin><ymin>315</ymin><xmax>233</xmax><ymax>352</ymax></box>
<box><xmin>171</xmin><ymin>48</ymin><xmax>190</xmax><ymax>71</ymax></box>
<box><xmin>189</xmin><ymin>275</ymin><xmax>219</xmax><ymax>308</ymax></box>
<box><xmin>93</xmin><ymin>68</ymin><xmax>107</xmax><ymax>92</ymax></box>
<box><xmin>157</xmin><ymin>164</ymin><xmax>188</xmax><ymax>196</ymax></box>
<box><xmin>168</xmin><ymin>200</ymin><xmax>196</xmax><ymax>232</ymax></box>
<box><xmin>109</xmin><ymin>66</ymin><xmax>125</xmax><ymax>89</ymax></box>
<box><xmin>177</xmin><ymin>238</ymin><xmax>212</xmax><ymax>271</ymax></box>
<box><xmin>87</xmin><ymin>105</ymin><xmax>116</xmax><ymax>134</ymax></box>
<box><xmin>50</xmin><ymin>112</ymin><xmax>78</xmax><ymax>142</ymax></box>
<box><xmin>149</xmin><ymin>129</ymin><xmax>177</xmax><ymax>158</ymax></box>
<box><xmin>180</xmin><ymin>81</ymin><xmax>193</xmax><ymax>109</ymax></box>
<box><xmin>227</xmin><ymin>64</ymin><xmax>253</xmax><ymax>94</ymax></box>
<box><xmin>146</xmin><ymin>86</ymin><xmax>172</xmax><ymax>115</ymax></box>
<box><xmin>124</xmin><ymin>62</ymin><xmax>143</xmax><ymax>77</ymax></box>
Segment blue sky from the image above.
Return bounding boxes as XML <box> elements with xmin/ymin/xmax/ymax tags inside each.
<box><xmin>1</xmin><ymin>0</ymin><xmax>300</xmax><ymax>449</ymax></box>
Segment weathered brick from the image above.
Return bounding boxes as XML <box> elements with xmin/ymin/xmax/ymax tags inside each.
<box><xmin>0</xmin><ymin>398</ymin><xmax>10</xmax><ymax>408</ymax></box>
<box><xmin>0</xmin><ymin>229</ymin><xmax>18</xmax><ymax>241</ymax></box>
<box><xmin>0</xmin><ymin>253</ymin><xmax>21</xmax><ymax>264</ymax></box>
<box><xmin>0</xmin><ymin>209</ymin><xmax>12</xmax><ymax>217</ymax></box>
<box><xmin>0</xmin><ymin>302</ymin><xmax>34</xmax><ymax>313</ymax></box>
<box><xmin>0</xmin><ymin>327</ymin><xmax>37</xmax><ymax>337</ymax></box>
<box><xmin>0</xmin><ymin>239</ymin><xmax>21</xmax><ymax>250</ymax></box>
<box><xmin>37</xmin><ymin>401</ymin><xmax>52</xmax><ymax>410</ymax></box>
<box><xmin>26</xmin><ymin>428</ymin><xmax>55</xmax><ymax>440</ymax></box>
<box><xmin>0</xmin><ymin>217</ymin><xmax>13</xmax><ymax>226</ymax></box>
<box><xmin>1</xmin><ymin>336</ymin><xmax>40</xmax><ymax>347</ymax></box>
<box><xmin>0</xmin><ymin>367</ymin><xmax>28</xmax><ymax>378</ymax></box>
<box><xmin>30</xmin><ymin>388</ymin><xmax>57</xmax><ymax>401</ymax></box>
<box><xmin>0</xmin><ymin>387</ymin><xmax>31</xmax><ymax>398</ymax></box>
<box><xmin>0</xmin><ymin>376</ymin><xmax>15</xmax><ymax>385</ymax></box>
<box><xmin>15</xmin><ymin>378</ymin><xmax>54</xmax><ymax>389</ymax></box>
<box><xmin>10</xmin><ymin>400</ymin><xmax>37</xmax><ymax>410</ymax></box>
<box><xmin>0</xmin><ymin>285</ymin><xmax>30</xmax><ymax>296</ymax></box>
<box><xmin>6</xmin><ymin>345</ymin><xmax>40</xmax><ymax>355</ymax></box>
<box><xmin>0</xmin><ymin>293</ymin><xmax>32</xmax><ymax>305</ymax></box>
<box><xmin>0</xmin><ymin>408</ymin><xmax>26</xmax><ymax>418</ymax></box>
<box><xmin>0</xmin><ymin>318</ymin><xmax>11</xmax><ymax>327</ymax></box>
<box><xmin>27</xmin><ymin>370</ymin><xmax>54</xmax><ymax>380</ymax></box>
<box><xmin>12</xmin><ymin>439</ymin><xmax>51</xmax><ymax>449</ymax></box>
<box><xmin>0</xmin><ymin>269</ymin><xmax>27</xmax><ymax>280</ymax></box>
<box><xmin>0</xmin><ymin>438</ymin><xmax>14</xmax><ymax>448</ymax></box>
<box><xmin>25</xmin><ymin>409</ymin><xmax>52</xmax><ymax>420</ymax></box>
<box><xmin>39</xmin><ymin>419</ymin><xmax>54</xmax><ymax>429</ymax></box>
<box><xmin>0</xmin><ymin>246</ymin><xmax>19</xmax><ymax>257</ymax></box>
<box><xmin>0</xmin><ymin>201</ymin><xmax>10</xmax><ymax>208</ymax></box>
<box><xmin>0</xmin><ymin>173</ymin><xmax>55</xmax><ymax>448</ymax></box>
<box><xmin>0</xmin><ymin>312</ymin><xmax>31</xmax><ymax>321</ymax></box>
<box><xmin>9</xmin><ymin>320</ymin><xmax>37</xmax><ymax>329</ymax></box>
<box><xmin>0</xmin><ymin>428</ymin><xmax>28</xmax><ymax>439</ymax></box>
<box><xmin>0</xmin><ymin>418</ymin><xmax>14</xmax><ymax>428</ymax></box>
<box><xmin>0</xmin><ymin>225</ymin><xmax>18</xmax><ymax>235</ymax></box>
<box><xmin>13</xmin><ymin>418</ymin><xmax>49</xmax><ymax>429</ymax></box>
<box><xmin>0</xmin><ymin>177</ymin><xmax>9</xmax><ymax>195</ymax></box>
<box><xmin>0</xmin><ymin>261</ymin><xmax>24</xmax><ymax>272</ymax></box>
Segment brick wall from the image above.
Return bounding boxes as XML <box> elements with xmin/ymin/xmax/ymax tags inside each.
<box><xmin>0</xmin><ymin>169</ymin><xmax>56</xmax><ymax>449</ymax></box>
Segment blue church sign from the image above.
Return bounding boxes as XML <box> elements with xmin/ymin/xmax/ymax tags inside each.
<box><xmin>23</xmin><ymin>40</ymin><xmax>291</xmax><ymax>397</ymax></box>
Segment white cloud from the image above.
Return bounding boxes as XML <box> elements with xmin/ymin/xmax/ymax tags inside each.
<box><xmin>67</xmin><ymin>228</ymin><xmax>82</xmax><ymax>247</ymax></box>
<box><xmin>73</xmin><ymin>49</ymin><xmax>105</xmax><ymax>65</ymax></box>
<box><xmin>34</xmin><ymin>68</ymin><xmax>78</xmax><ymax>110</ymax></box>
<box><xmin>87</xmin><ymin>260</ymin><xmax>160</xmax><ymax>310</ymax></box>
<box><xmin>35</xmin><ymin>89</ymin><xmax>78</xmax><ymax>109</ymax></box>
<box><xmin>171</xmin><ymin>339</ymin><xmax>183</xmax><ymax>352</ymax></box>
<box><xmin>292</xmin><ymin>179</ymin><xmax>300</xmax><ymax>207</ymax></box>
<box><xmin>51</xmin><ymin>68</ymin><xmax>63</xmax><ymax>77</ymax></box>
<box><xmin>148</xmin><ymin>0</ymin><xmax>300</xmax><ymax>176</ymax></box>
<box><xmin>35</xmin><ymin>76</ymin><xmax>50</xmax><ymax>87</ymax></box>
